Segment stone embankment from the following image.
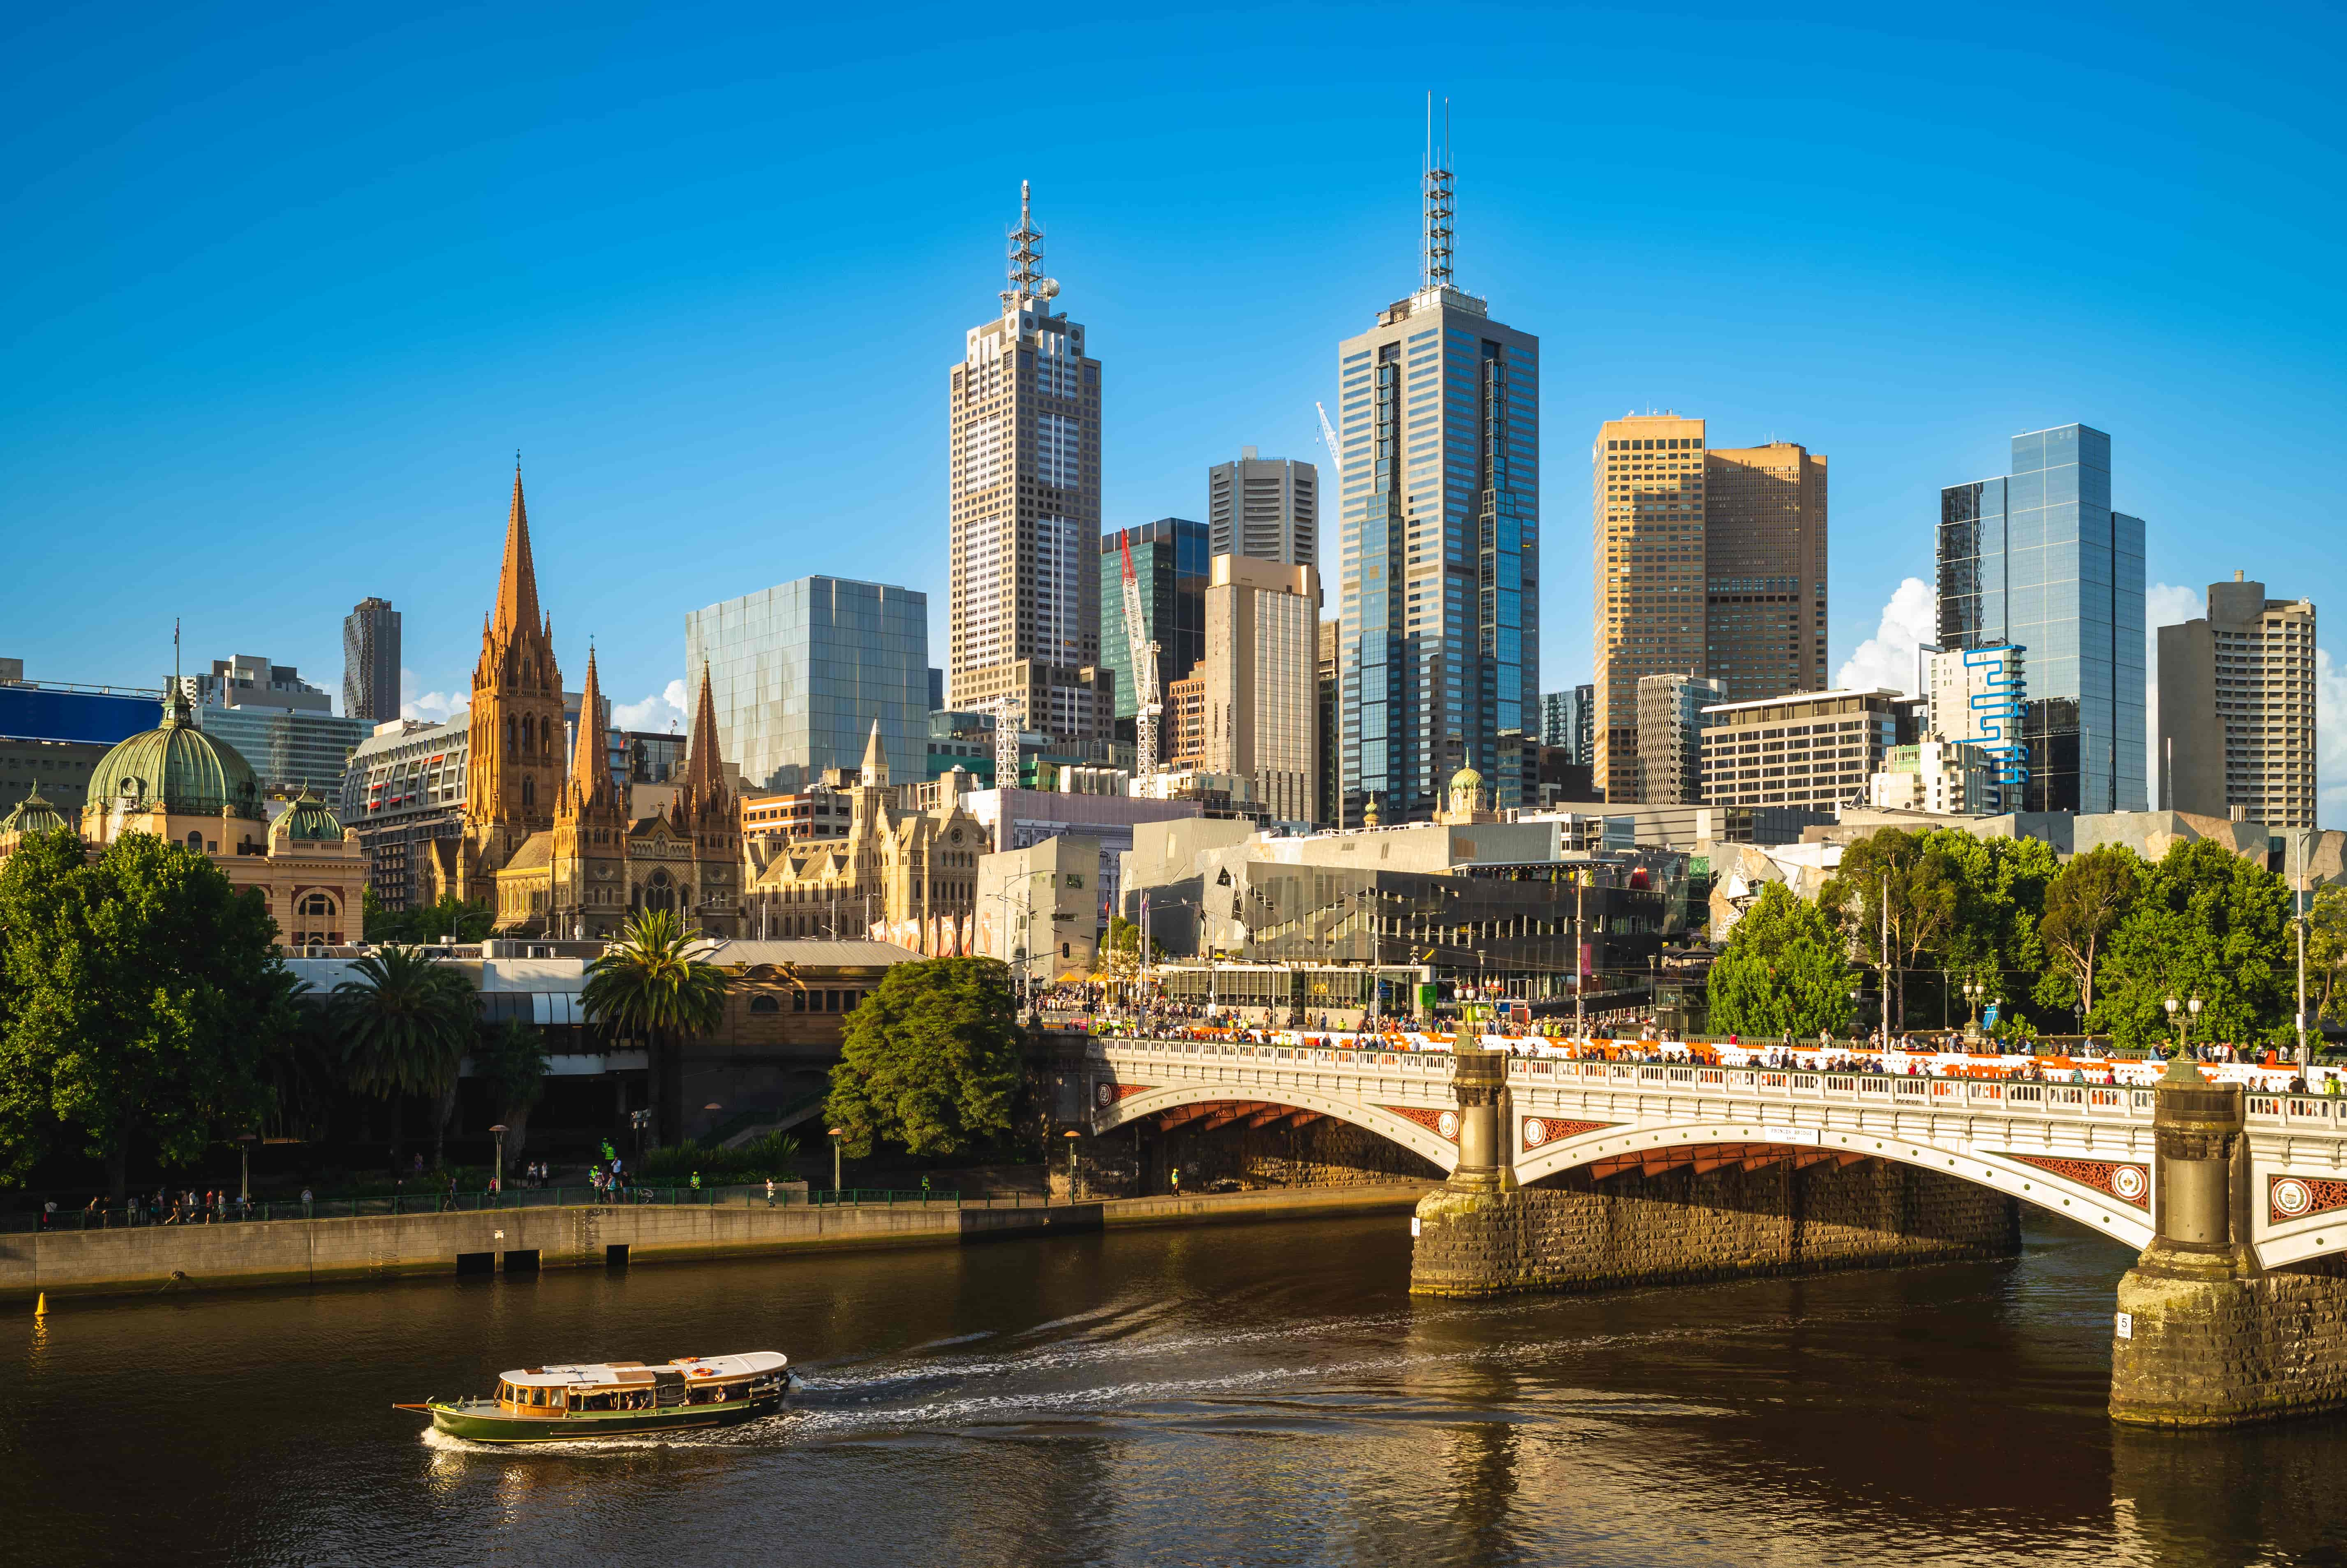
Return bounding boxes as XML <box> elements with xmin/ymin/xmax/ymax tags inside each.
<box><xmin>1411</xmin><ymin>1161</ymin><xmax>2019</xmax><ymax>1297</ymax></box>
<box><xmin>2</xmin><ymin>1184</ymin><xmax>1432</xmax><ymax>1305</ymax></box>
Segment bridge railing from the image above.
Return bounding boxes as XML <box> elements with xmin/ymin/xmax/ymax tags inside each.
<box><xmin>1094</xmin><ymin>1038</ymin><xmax>2188</xmax><ymax>1124</ymax></box>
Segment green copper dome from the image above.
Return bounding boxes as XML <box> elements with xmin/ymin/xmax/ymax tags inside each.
<box><xmin>1</xmin><ymin>789</ymin><xmax>69</xmax><ymax>838</ymax></box>
<box><xmin>1449</xmin><ymin>765</ymin><xmax>1484</xmax><ymax>793</ymax></box>
<box><xmin>275</xmin><ymin>785</ymin><xmax>345</xmax><ymax>841</ymax></box>
<box><xmin>86</xmin><ymin>687</ymin><xmax>265</xmax><ymax>822</ymax></box>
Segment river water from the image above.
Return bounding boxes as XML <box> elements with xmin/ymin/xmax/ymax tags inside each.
<box><xmin>7</xmin><ymin>1211</ymin><xmax>2346</xmax><ymax>1567</ymax></box>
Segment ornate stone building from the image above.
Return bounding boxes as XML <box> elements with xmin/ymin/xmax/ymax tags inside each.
<box><xmin>744</xmin><ymin>724</ymin><xmax>988</xmax><ymax>954</ymax></box>
<box><xmin>0</xmin><ymin>688</ymin><xmax>366</xmax><ymax>948</ymax></box>
<box><xmin>424</xmin><ymin>470</ymin><xmax>742</xmax><ymax>937</ymax></box>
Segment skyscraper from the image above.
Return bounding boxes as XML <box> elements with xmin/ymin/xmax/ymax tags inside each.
<box><xmin>945</xmin><ymin>183</ymin><xmax>1108</xmax><ymax>749</ymax></box>
<box><xmin>1704</xmin><ymin>441</ymin><xmax>1828</xmax><ymax>699</ymax></box>
<box><xmin>1591</xmin><ymin>414</ymin><xmax>1705</xmax><ymax>801</ymax></box>
<box><xmin>1539</xmin><ymin>685</ymin><xmax>1592</xmax><ymax>763</ymax></box>
<box><xmin>1938</xmin><ymin>424</ymin><xmax>2146</xmax><ymax>813</ymax></box>
<box><xmin>1198</xmin><ymin>555</ymin><xmax>1320</xmax><ymax>824</ymax></box>
<box><xmin>2157</xmin><ymin>573</ymin><xmax>2316</xmax><ymax>828</ymax></box>
<box><xmin>1336</xmin><ymin>131</ymin><xmax>1538</xmax><ymax>823</ymax></box>
<box><xmin>1635</xmin><ymin>672</ymin><xmax>1722</xmax><ymax>806</ymax></box>
<box><xmin>1208</xmin><ymin>449</ymin><xmax>1318</xmax><ymax>567</ymax></box>
<box><xmin>342</xmin><ymin>597</ymin><xmax>400</xmax><ymax>723</ymax></box>
<box><xmin>1592</xmin><ymin>419</ymin><xmax>1829</xmax><ymax>802</ymax></box>
<box><xmin>685</xmin><ymin>576</ymin><xmax>930</xmax><ymax>793</ymax></box>
<box><xmin>1099</xmin><ymin>517</ymin><xmax>1209</xmax><ymax>763</ymax></box>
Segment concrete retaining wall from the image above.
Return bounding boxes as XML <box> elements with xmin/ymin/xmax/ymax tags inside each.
<box><xmin>1411</xmin><ymin>1159</ymin><xmax>2021</xmax><ymax>1297</ymax></box>
<box><xmin>0</xmin><ymin>1184</ymin><xmax>1435</xmax><ymax>1305</ymax></box>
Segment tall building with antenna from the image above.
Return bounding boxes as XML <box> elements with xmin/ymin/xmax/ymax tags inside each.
<box><xmin>944</xmin><ymin>183</ymin><xmax>1110</xmax><ymax>749</ymax></box>
<box><xmin>1334</xmin><ymin>107</ymin><xmax>1540</xmax><ymax>823</ymax></box>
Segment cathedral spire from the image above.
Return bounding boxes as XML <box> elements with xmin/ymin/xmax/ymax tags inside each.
<box><xmin>859</xmin><ymin>719</ymin><xmax>889</xmax><ymax>788</ymax></box>
<box><xmin>682</xmin><ymin>660</ymin><xmax>727</xmax><ymax>802</ymax></box>
<box><xmin>493</xmin><ymin>465</ymin><xmax>542</xmax><ymax>639</ymax></box>
<box><xmin>564</xmin><ymin>643</ymin><xmax>613</xmax><ymax>814</ymax></box>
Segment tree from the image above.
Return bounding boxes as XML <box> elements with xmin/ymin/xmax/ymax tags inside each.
<box><xmin>0</xmin><ymin>829</ymin><xmax>292</xmax><ymax>1196</ymax></box>
<box><xmin>2305</xmin><ymin>885</ymin><xmax>2347</xmax><ymax>1029</ymax></box>
<box><xmin>2035</xmin><ymin>845</ymin><xmax>2142</xmax><ymax>1026</ymax></box>
<box><xmin>1704</xmin><ymin>883</ymin><xmax>1857</xmax><ymax>1040</ymax></box>
<box><xmin>474</xmin><ymin>1018</ymin><xmax>552</xmax><ymax>1161</ymax></box>
<box><xmin>581</xmin><ymin>908</ymin><xmax>729</xmax><ymax>1146</ymax></box>
<box><xmin>826</xmin><ymin>957</ymin><xmax>1023</xmax><ymax>1160</ymax></box>
<box><xmin>333</xmin><ymin>946</ymin><xmax>479</xmax><ymax>1169</ymax></box>
<box><xmin>2091</xmin><ymin>839</ymin><xmax>2292</xmax><ymax>1052</ymax></box>
<box><xmin>1820</xmin><ymin>828</ymin><xmax>1959</xmax><ymax>1028</ymax></box>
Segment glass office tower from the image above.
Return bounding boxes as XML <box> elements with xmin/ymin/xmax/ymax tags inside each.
<box><xmin>1099</xmin><ymin>517</ymin><xmax>1209</xmax><ymax>748</ymax></box>
<box><xmin>1937</xmin><ymin>424</ymin><xmax>2144</xmax><ymax>813</ymax></box>
<box><xmin>1335</xmin><ymin>156</ymin><xmax>1538</xmax><ymax>823</ymax></box>
<box><xmin>685</xmin><ymin>576</ymin><xmax>929</xmax><ymax>792</ymax></box>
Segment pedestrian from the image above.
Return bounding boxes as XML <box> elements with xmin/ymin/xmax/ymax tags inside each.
<box><xmin>765</xmin><ymin>1177</ymin><xmax>777</xmax><ymax>1207</ymax></box>
<box><xmin>689</xmin><ymin>1170</ymin><xmax>701</xmax><ymax>1193</ymax></box>
<box><xmin>1170</xmin><ymin>1165</ymin><xmax>1182</xmax><ymax>1196</ymax></box>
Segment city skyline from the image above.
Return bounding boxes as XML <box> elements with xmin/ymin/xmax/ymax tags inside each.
<box><xmin>4</xmin><ymin>5</ymin><xmax>2341</xmax><ymax>819</ymax></box>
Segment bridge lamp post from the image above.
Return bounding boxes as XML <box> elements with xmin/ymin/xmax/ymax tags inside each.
<box><xmin>1963</xmin><ymin>979</ymin><xmax>1986</xmax><ymax>1046</ymax></box>
<box><xmin>828</xmin><ymin>1126</ymin><xmax>844</xmax><ymax>1193</ymax></box>
<box><xmin>1063</xmin><ymin>1128</ymin><xmax>1080</xmax><ymax>1200</ymax></box>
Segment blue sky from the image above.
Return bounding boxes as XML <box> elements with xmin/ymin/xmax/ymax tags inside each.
<box><xmin>4</xmin><ymin>3</ymin><xmax>2342</xmax><ymax>806</ymax></box>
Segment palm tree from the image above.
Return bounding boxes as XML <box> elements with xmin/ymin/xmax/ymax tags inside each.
<box><xmin>333</xmin><ymin>946</ymin><xmax>479</xmax><ymax>1169</ymax></box>
<box><xmin>582</xmin><ymin>909</ymin><xmax>731</xmax><ymax>1147</ymax></box>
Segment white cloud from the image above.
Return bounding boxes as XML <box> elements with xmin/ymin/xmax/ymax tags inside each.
<box><xmin>1834</xmin><ymin>577</ymin><xmax>1934</xmax><ymax>694</ymax></box>
<box><xmin>400</xmin><ymin>669</ymin><xmax>462</xmax><ymax>724</ymax></box>
<box><xmin>613</xmin><ymin>680</ymin><xmax>688</xmax><ymax>734</ymax></box>
<box><xmin>2144</xmin><ymin>583</ymin><xmax>2203</xmax><ymax>806</ymax></box>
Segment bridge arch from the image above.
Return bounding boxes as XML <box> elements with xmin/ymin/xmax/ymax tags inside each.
<box><xmin>1513</xmin><ymin>1119</ymin><xmax>2156</xmax><ymax>1250</ymax></box>
<box><xmin>1092</xmin><ymin>1081</ymin><xmax>1458</xmax><ymax>1172</ymax></box>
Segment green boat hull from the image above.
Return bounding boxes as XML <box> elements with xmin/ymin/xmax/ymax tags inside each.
<box><xmin>425</xmin><ymin>1389</ymin><xmax>785</xmax><ymax>1443</ymax></box>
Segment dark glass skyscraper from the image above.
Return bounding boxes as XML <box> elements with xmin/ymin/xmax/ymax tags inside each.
<box><xmin>342</xmin><ymin>597</ymin><xmax>400</xmax><ymax>724</ymax></box>
<box><xmin>1937</xmin><ymin>424</ymin><xmax>2145</xmax><ymax>813</ymax></box>
<box><xmin>1099</xmin><ymin>517</ymin><xmax>1209</xmax><ymax>755</ymax></box>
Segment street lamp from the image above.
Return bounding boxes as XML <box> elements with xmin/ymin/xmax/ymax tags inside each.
<box><xmin>1063</xmin><ymin>1128</ymin><xmax>1080</xmax><ymax>1200</ymax></box>
<box><xmin>490</xmin><ymin>1124</ymin><xmax>508</xmax><ymax>1196</ymax></box>
<box><xmin>629</xmin><ymin>1106</ymin><xmax>652</xmax><ymax>1169</ymax></box>
<box><xmin>236</xmin><ymin>1132</ymin><xmax>257</xmax><ymax>1204</ymax></box>
<box><xmin>828</xmin><ymin>1126</ymin><xmax>844</xmax><ymax>1193</ymax></box>
<box><xmin>1962</xmin><ymin>978</ymin><xmax>1986</xmax><ymax>1045</ymax></box>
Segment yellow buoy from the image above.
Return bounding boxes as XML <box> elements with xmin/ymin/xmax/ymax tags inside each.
<box><xmin>33</xmin><ymin>1292</ymin><xmax>45</xmax><ymax>1317</ymax></box>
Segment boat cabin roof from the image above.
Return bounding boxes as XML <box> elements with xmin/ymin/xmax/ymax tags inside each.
<box><xmin>498</xmin><ymin>1352</ymin><xmax>786</xmax><ymax>1389</ymax></box>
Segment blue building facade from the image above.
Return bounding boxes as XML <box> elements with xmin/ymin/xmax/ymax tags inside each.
<box><xmin>1098</xmin><ymin>517</ymin><xmax>1209</xmax><ymax>734</ymax></box>
<box><xmin>1336</xmin><ymin>287</ymin><xmax>1538</xmax><ymax>822</ymax></box>
<box><xmin>685</xmin><ymin>576</ymin><xmax>929</xmax><ymax>793</ymax></box>
<box><xmin>1937</xmin><ymin>425</ymin><xmax>2145</xmax><ymax>814</ymax></box>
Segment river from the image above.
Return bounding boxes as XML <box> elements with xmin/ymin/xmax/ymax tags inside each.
<box><xmin>7</xmin><ymin>1211</ymin><xmax>2345</xmax><ymax>1566</ymax></box>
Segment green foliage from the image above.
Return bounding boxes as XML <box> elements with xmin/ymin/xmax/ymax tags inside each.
<box><xmin>1820</xmin><ymin>828</ymin><xmax>1960</xmax><ymax>1028</ymax></box>
<box><xmin>826</xmin><ymin>957</ymin><xmax>1022</xmax><ymax>1159</ymax></box>
<box><xmin>2035</xmin><ymin>844</ymin><xmax>2143</xmax><ymax>1023</ymax></box>
<box><xmin>332</xmin><ymin>945</ymin><xmax>479</xmax><ymax>1167</ymax></box>
<box><xmin>2091</xmin><ymin>839</ymin><xmax>2293</xmax><ymax>1050</ymax></box>
<box><xmin>1705</xmin><ymin>883</ymin><xmax>1857</xmax><ymax>1039</ymax></box>
<box><xmin>0</xmin><ymin>829</ymin><xmax>294</xmax><ymax>1193</ymax></box>
<box><xmin>474</xmin><ymin>1018</ymin><xmax>550</xmax><ymax>1119</ymax></box>
<box><xmin>2307</xmin><ymin>885</ymin><xmax>2347</xmax><ymax>1027</ymax></box>
<box><xmin>365</xmin><ymin>892</ymin><xmax>494</xmax><ymax>945</ymax></box>
<box><xmin>1106</xmin><ymin>915</ymin><xmax>1161</xmax><ymax>964</ymax></box>
<box><xmin>638</xmin><ymin>1132</ymin><xmax>803</xmax><ymax>1184</ymax></box>
<box><xmin>581</xmin><ymin>909</ymin><xmax>730</xmax><ymax>1146</ymax></box>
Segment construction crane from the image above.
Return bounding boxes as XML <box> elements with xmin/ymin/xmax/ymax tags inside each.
<box><xmin>984</xmin><ymin>694</ymin><xmax>1023</xmax><ymax>791</ymax></box>
<box><xmin>1117</xmin><ymin>531</ymin><xmax>1162</xmax><ymax>779</ymax></box>
<box><xmin>1315</xmin><ymin>402</ymin><xmax>1343</xmax><ymax>470</ymax></box>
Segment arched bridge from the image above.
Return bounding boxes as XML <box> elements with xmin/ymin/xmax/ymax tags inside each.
<box><xmin>1082</xmin><ymin>1038</ymin><xmax>2347</xmax><ymax>1268</ymax></box>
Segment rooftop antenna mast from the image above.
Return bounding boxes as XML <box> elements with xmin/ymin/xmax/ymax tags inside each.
<box><xmin>1422</xmin><ymin>93</ymin><xmax>1453</xmax><ymax>291</ymax></box>
<box><xmin>1002</xmin><ymin>180</ymin><xmax>1048</xmax><ymax>308</ymax></box>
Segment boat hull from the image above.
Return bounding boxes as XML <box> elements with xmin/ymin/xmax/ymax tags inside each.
<box><xmin>425</xmin><ymin>1389</ymin><xmax>785</xmax><ymax>1443</ymax></box>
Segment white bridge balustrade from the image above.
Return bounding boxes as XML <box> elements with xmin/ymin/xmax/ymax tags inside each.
<box><xmin>1082</xmin><ymin>1038</ymin><xmax>2347</xmax><ymax>1266</ymax></box>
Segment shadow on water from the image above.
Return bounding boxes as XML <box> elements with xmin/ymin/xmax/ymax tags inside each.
<box><xmin>9</xmin><ymin>1211</ymin><xmax>2347</xmax><ymax>1566</ymax></box>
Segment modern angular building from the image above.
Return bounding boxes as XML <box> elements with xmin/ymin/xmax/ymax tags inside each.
<box><xmin>685</xmin><ymin>576</ymin><xmax>930</xmax><ymax>793</ymax></box>
<box><xmin>1635</xmin><ymin>672</ymin><xmax>1723</xmax><ymax>806</ymax></box>
<box><xmin>1208</xmin><ymin>449</ymin><xmax>1318</xmax><ymax>567</ymax></box>
<box><xmin>342</xmin><ymin>597</ymin><xmax>401</xmax><ymax>724</ymax></box>
<box><xmin>1336</xmin><ymin>145</ymin><xmax>1538</xmax><ymax>823</ymax></box>
<box><xmin>2157</xmin><ymin>573</ymin><xmax>2317</xmax><ymax>828</ymax></box>
<box><xmin>1700</xmin><ymin>687</ymin><xmax>1912</xmax><ymax>813</ymax></box>
<box><xmin>944</xmin><ymin>183</ymin><xmax>1109</xmax><ymax>749</ymax></box>
<box><xmin>176</xmin><ymin>654</ymin><xmax>368</xmax><ymax>798</ymax></box>
<box><xmin>1099</xmin><ymin>516</ymin><xmax>1209</xmax><ymax>756</ymax></box>
<box><xmin>1938</xmin><ymin>424</ymin><xmax>2146</xmax><ymax>813</ymax></box>
<box><xmin>1540</xmin><ymin>685</ymin><xmax>1593</xmax><ymax>763</ymax></box>
<box><xmin>1926</xmin><ymin>643</ymin><xmax>2027</xmax><ymax>807</ymax></box>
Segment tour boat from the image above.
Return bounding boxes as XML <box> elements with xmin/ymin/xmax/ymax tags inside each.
<box><xmin>399</xmin><ymin>1352</ymin><xmax>789</xmax><ymax>1442</ymax></box>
